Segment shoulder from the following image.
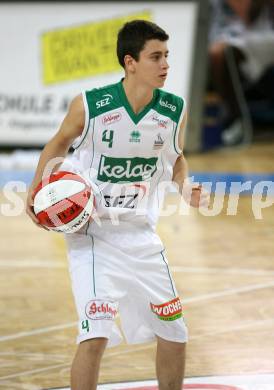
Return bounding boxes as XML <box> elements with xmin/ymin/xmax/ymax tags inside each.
<box><xmin>69</xmin><ymin>94</ymin><xmax>84</xmax><ymax>110</ymax></box>
<box><xmin>158</xmin><ymin>89</ymin><xmax>186</xmax><ymax>108</ymax></box>
<box><xmin>84</xmin><ymin>81</ymin><xmax>122</xmax><ymax>116</ymax></box>
<box><xmin>67</xmin><ymin>94</ymin><xmax>85</xmax><ymax>122</ymax></box>
<box><xmin>154</xmin><ymin>89</ymin><xmax>186</xmax><ymax>123</ymax></box>
<box><xmin>85</xmin><ymin>81</ymin><xmax>119</xmax><ymax>99</ymax></box>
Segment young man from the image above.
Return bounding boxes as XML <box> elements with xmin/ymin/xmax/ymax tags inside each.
<box><xmin>26</xmin><ymin>20</ymin><xmax>208</xmax><ymax>390</ymax></box>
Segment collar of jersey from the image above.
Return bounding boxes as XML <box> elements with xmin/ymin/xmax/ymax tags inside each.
<box><xmin>117</xmin><ymin>79</ymin><xmax>158</xmax><ymax>125</ymax></box>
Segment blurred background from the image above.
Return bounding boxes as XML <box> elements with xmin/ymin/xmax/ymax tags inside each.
<box><xmin>0</xmin><ymin>1</ymin><xmax>274</xmax><ymax>389</ymax></box>
<box><xmin>1</xmin><ymin>0</ymin><xmax>274</xmax><ymax>172</ymax></box>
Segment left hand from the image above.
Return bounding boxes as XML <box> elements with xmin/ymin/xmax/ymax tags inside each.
<box><xmin>182</xmin><ymin>184</ymin><xmax>210</xmax><ymax>208</ymax></box>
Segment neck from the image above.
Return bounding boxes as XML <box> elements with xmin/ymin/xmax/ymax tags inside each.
<box><xmin>122</xmin><ymin>77</ymin><xmax>154</xmax><ymax>115</ymax></box>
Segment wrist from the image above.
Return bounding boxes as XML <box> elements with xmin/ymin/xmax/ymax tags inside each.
<box><xmin>180</xmin><ymin>178</ymin><xmax>200</xmax><ymax>201</ymax></box>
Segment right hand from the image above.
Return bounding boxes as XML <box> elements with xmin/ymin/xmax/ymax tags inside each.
<box><xmin>26</xmin><ymin>187</ymin><xmax>48</xmax><ymax>230</ymax></box>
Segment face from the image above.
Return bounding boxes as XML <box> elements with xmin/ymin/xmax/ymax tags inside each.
<box><xmin>125</xmin><ymin>39</ymin><xmax>169</xmax><ymax>89</ymax></box>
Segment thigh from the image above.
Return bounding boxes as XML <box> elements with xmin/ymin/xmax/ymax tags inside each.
<box><xmin>119</xmin><ymin>249</ymin><xmax>188</xmax><ymax>344</ymax></box>
<box><xmin>138</xmin><ymin>250</ymin><xmax>188</xmax><ymax>341</ymax></box>
<box><xmin>65</xmin><ymin>232</ymin><xmax>132</xmax><ymax>346</ymax></box>
<box><xmin>136</xmin><ymin>249</ymin><xmax>179</xmax><ymax>303</ymax></box>
<box><xmin>66</xmin><ymin>232</ymin><xmax>133</xmax><ymax>300</ymax></box>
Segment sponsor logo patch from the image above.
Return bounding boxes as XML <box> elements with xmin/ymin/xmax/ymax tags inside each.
<box><xmin>153</xmin><ymin>133</ymin><xmax>164</xmax><ymax>149</ymax></box>
<box><xmin>85</xmin><ymin>299</ymin><xmax>118</xmax><ymax>320</ymax></box>
<box><xmin>102</xmin><ymin>112</ymin><xmax>121</xmax><ymax>125</ymax></box>
<box><xmin>97</xmin><ymin>155</ymin><xmax>158</xmax><ymax>183</ymax></box>
<box><xmin>129</xmin><ymin>130</ymin><xmax>141</xmax><ymax>143</ymax></box>
<box><xmin>150</xmin><ymin>297</ymin><xmax>182</xmax><ymax>321</ymax></box>
<box><xmin>96</xmin><ymin>93</ymin><xmax>113</xmax><ymax>109</ymax></box>
<box><xmin>103</xmin><ymin>183</ymin><xmax>148</xmax><ymax>208</ymax></box>
<box><xmin>151</xmin><ymin>114</ymin><xmax>168</xmax><ymax>129</ymax></box>
<box><xmin>159</xmin><ymin>98</ymin><xmax>176</xmax><ymax>112</ymax></box>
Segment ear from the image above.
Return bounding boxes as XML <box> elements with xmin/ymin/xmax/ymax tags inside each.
<box><xmin>124</xmin><ymin>54</ymin><xmax>136</xmax><ymax>73</ymax></box>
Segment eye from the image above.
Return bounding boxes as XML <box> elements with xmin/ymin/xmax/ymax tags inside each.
<box><xmin>152</xmin><ymin>55</ymin><xmax>160</xmax><ymax>61</ymax></box>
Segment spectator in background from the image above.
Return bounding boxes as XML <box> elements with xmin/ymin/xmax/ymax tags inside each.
<box><xmin>209</xmin><ymin>0</ymin><xmax>274</xmax><ymax>145</ymax></box>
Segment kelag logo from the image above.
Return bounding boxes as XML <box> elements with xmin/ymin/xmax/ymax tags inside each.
<box><xmin>159</xmin><ymin>98</ymin><xmax>176</xmax><ymax>112</ymax></box>
<box><xmin>97</xmin><ymin>155</ymin><xmax>158</xmax><ymax>183</ymax></box>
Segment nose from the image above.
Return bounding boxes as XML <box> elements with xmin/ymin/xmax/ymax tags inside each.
<box><xmin>161</xmin><ymin>57</ymin><xmax>169</xmax><ymax>70</ymax></box>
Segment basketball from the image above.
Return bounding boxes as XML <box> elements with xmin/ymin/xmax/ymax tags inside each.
<box><xmin>33</xmin><ymin>171</ymin><xmax>95</xmax><ymax>233</ymax></box>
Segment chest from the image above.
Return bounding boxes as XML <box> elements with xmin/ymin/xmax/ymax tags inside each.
<box><xmin>92</xmin><ymin>107</ymin><xmax>174</xmax><ymax>156</ymax></box>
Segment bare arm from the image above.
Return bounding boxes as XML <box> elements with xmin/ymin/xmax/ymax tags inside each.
<box><xmin>172</xmin><ymin>113</ymin><xmax>189</xmax><ymax>192</ymax></box>
<box><xmin>26</xmin><ymin>94</ymin><xmax>85</xmax><ymax>226</ymax></box>
<box><xmin>172</xmin><ymin>113</ymin><xmax>209</xmax><ymax>208</ymax></box>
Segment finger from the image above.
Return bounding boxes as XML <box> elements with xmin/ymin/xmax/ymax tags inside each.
<box><xmin>192</xmin><ymin>186</ymin><xmax>202</xmax><ymax>192</ymax></box>
<box><xmin>26</xmin><ymin>199</ymin><xmax>50</xmax><ymax>230</ymax></box>
<box><xmin>26</xmin><ymin>207</ymin><xmax>42</xmax><ymax>226</ymax></box>
<box><xmin>26</xmin><ymin>203</ymin><xmax>38</xmax><ymax>219</ymax></box>
<box><xmin>200</xmin><ymin>199</ymin><xmax>209</xmax><ymax>207</ymax></box>
<box><xmin>30</xmin><ymin>216</ymin><xmax>49</xmax><ymax>231</ymax></box>
<box><xmin>38</xmin><ymin>224</ymin><xmax>50</xmax><ymax>231</ymax></box>
<box><xmin>199</xmin><ymin>196</ymin><xmax>210</xmax><ymax>207</ymax></box>
<box><xmin>27</xmin><ymin>211</ymin><xmax>40</xmax><ymax>224</ymax></box>
<box><xmin>29</xmin><ymin>188</ymin><xmax>36</xmax><ymax>200</ymax></box>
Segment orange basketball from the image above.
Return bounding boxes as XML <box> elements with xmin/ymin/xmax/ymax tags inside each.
<box><xmin>33</xmin><ymin>171</ymin><xmax>94</xmax><ymax>233</ymax></box>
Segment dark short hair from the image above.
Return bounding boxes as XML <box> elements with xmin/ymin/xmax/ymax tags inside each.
<box><xmin>117</xmin><ymin>20</ymin><xmax>169</xmax><ymax>68</ymax></box>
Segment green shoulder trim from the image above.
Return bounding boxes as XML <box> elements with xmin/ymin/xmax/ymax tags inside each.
<box><xmin>85</xmin><ymin>81</ymin><xmax>123</xmax><ymax>118</ymax></box>
<box><xmin>154</xmin><ymin>89</ymin><xmax>184</xmax><ymax>123</ymax></box>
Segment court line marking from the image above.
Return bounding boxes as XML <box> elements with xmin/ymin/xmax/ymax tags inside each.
<box><xmin>1</xmin><ymin>279</ymin><xmax>274</xmax><ymax>344</ymax></box>
<box><xmin>1</xmin><ymin>316</ymin><xmax>274</xmax><ymax>382</ymax></box>
<box><xmin>0</xmin><ymin>259</ymin><xmax>65</xmax><ymax>268</ymax></box>
<box><xmin>0</xmin><ymin>343</ymin><xmax>153</xmax><ymax>382</ymax></box>
<box><xmin>0</xmin><ymin>363</ymin><xmax>70</xmax><ymax>382</ymax></box>
<box><xmin>171</xmin><ymin>266</ymin><xmax>274</xmax><ymax>276</ymax></box>
<box><xmin>2</xmin><ymin>315</ymin><xmax>274</xmax><ymax>383</ymax></box>
<box><xmin>191</xmin><ymin>317</ymin><xmax>274</xmax><ymax>340</ymax></box>
<box><xmin>1</xmin><ymin>260</ymin><xmax>274</xmax><ymax>276</ymax></box>
<box><xmin>183</xmin><ymin>280</ymin><xmax>274</xmax><ymax>304</ymax></box>
<box><xmin>0</xmin><ymin>352</ymin><xmax>68</xmax><ymax>359</ymax></box>
<box><xmin>1</xmin><ymin>282</ymin><xmax>274</xmax><ymax>381</ymax></box>
<box><xmin>2</xmin><ymin>374</ymin><xmax>274</xmax><ymax>390</ymax></box>
<box><xmin>0</xmin><ymin>323</ymin><xmax>76</xmax><ymax>342</ymax></box>
<box><xmin>0</xmin><ymin>380</ymin><xmax>38</xmax><ymax>390</ymax></box>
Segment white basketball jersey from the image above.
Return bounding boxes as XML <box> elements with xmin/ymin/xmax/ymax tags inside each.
<box><xmin>69</xmin><ymin>79</ymin><xmax>186</xmax><ymax>229</ymax></box>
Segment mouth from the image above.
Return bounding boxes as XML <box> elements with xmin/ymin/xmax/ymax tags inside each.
<box><xmin>159</xmin><ymin>73</ymin><xmax>167</xmax><ymax>79</ymax></box>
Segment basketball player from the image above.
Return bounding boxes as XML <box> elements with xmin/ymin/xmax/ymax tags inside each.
<box><xmin>26</xmin><ymin>20</ymin><xmax>209</xmax><ymax>390</ymax></box>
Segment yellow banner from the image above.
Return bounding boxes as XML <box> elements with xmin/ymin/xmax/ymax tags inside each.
<box><xmin>42</xmin><ymin>11</ymin><xmax>152</xmax><ymax>85</ymax></box>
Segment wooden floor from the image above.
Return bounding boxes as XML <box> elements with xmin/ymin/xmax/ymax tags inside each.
<box><xmin>0</xmin><ymin>142</ymin><xmax>274</xmax><ymax>389</ymax></box>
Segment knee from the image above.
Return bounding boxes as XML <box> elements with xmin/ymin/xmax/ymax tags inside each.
<box><xmin>79</xmin><ymin>337</ymin><xmax>108</xmax><ymax>357</ymax></box>
<box><xmin>157</xmin><ymin>336</ymin><xmax>186</xmax><ymax>355</ymax></box>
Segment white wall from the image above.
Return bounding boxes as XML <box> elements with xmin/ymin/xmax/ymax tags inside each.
<box><xmin>0</xmin><ymin>2</ymin><xmax>197</xmax><ymax>145</ymax></box>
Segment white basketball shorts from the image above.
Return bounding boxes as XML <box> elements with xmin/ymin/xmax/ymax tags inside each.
<box><xmin>65</xmin><ymin>221</ymin><xmax>188</xmax><ymax>347</ymax></box>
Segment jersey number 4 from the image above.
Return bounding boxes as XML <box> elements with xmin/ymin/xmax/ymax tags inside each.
<box><xmin>102</xmin><ymin>129</ymin><xmax>114</xmax><ymax>148</ymax></box>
